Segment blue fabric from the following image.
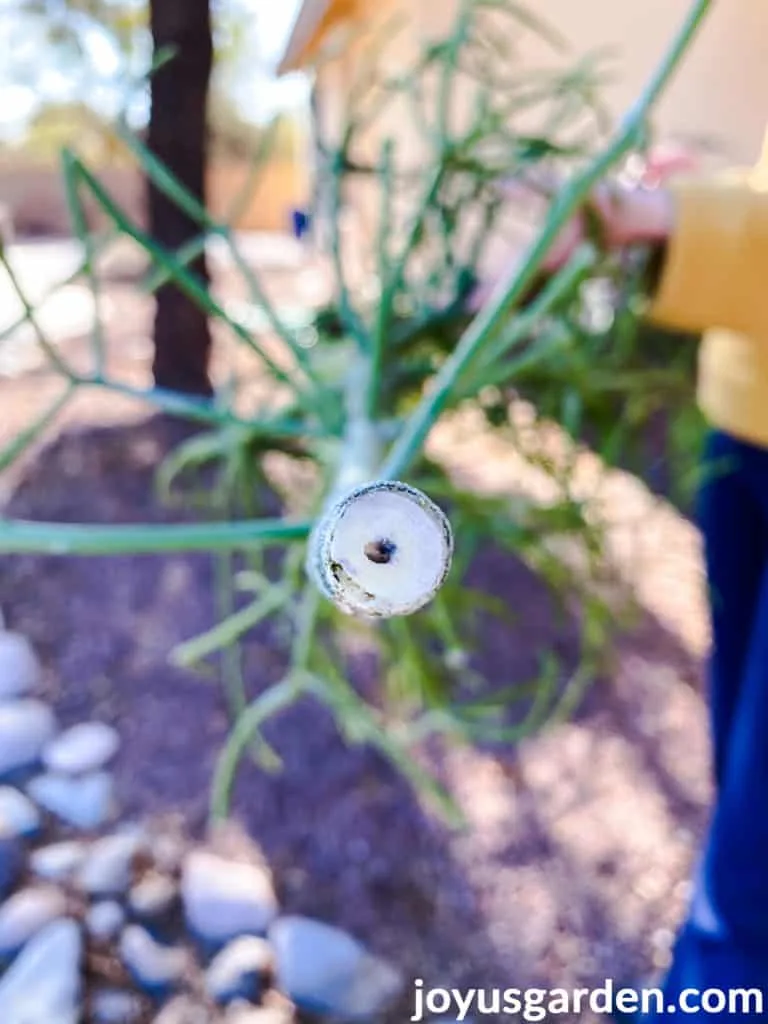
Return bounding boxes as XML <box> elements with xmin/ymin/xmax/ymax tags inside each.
<box><xmin>644</xmin><ymin>431</ymin><xmax>768</xmax><ymax>1019</ymax></box>
<box><xmin>290</xmin><ymin>208</ymin><xmax>311</xmax><ymax>240</ymax></box>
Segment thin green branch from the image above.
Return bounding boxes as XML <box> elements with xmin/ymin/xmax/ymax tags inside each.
<box><xmin>142</xmin><ymin>235</ymin><xmax>326</xmax><ymax>420</ymax></box>
<box><xmin>0</xmin><ymin>518</ymin><xmax>312</xmax><ymax>556</ymax></box>
<box><xmin>326</xmin><ymin>137</ymin><xmax>371</xmax><ymax>349</ymax></box>
<box><xmin>436</xmin><ymin>0</ymin><xmax>471</xmax><ymax>140</ymax></box>
<box><xmin>459</xmin><ymin>242</ymin><xmax>596</xmax><ymax>393</ymax></box>
<box><xmin>381</xmin><ymin>0</ymin><xmax>712</xmax><ymax>480</ymax></box>
<box><xmin>461</xmin><ymin>323</ymin><xmax>571</xmax><ymax>392</ymax></box>
<box><xmin>114</xmin><ymin>126</ymin><xmax>322</xmax><ymax>391</ymax></box>
<box><xmin>214</xmin><ymin>552</ymin><xmax>248</xmax><ymax>723</ymax></box>
<box><xmin>61</xmin><ymin>149</ymin><xmax>106</xmax><ymax>376</ymax></box>
<box><xmin>63</xmin><ymin>151</ymin><xmax>303</xmax><ymax>397</ymax></box>
<box><xmin>0</xmin><ymin>232</ymin><xmax>117</xmax><ymax>348</ymax></box>
<box><xmin>78</xmin><ymin>374</ymin><xmax>319</xmax><ymax>437</ymax></box>
<box><xmin>303</xmin><ymin>670</ymin><xmax>463</xmax><ymax>825</ymax></box>
<box><xmin>292</xmin><ymin>587</ymin><xmax>323</xmax><ymax>672</ymax></box>
<box><xmin>172</xmin><ymin>586</ymin><xmax>288</xmax><ymax>667</ymax></box>
<box><xmin>210</xmin><ymin>675</ymin><xmax>302</xmax><ymax>820</ymax></box>
<box><xmin>211</xmin><ymin>551</ymin><xmax>284</xmax><ymax>773</ymax></box>
<box><xmin>0</xmin><ymin>247</ymin><xmax>77</xmax><ymax>381</ymax></box>
<box><xmin>365</xmin><ymin>138</ymin><xmax>396</xmax><ymax>418</ymax></box>
<box><xmin>371</xmin><ymin>8</ymin><xmax>479</xmax><ymax>350</ymax></box>
<box><xmin>0</xmin><ymin>384</ymin><xmax>76</xmax><ymax>473</ymax></box>
<box><xmin>143</xmin><ymin>235</ymin><xmax>208</xmax><ymax>294</ymax></box>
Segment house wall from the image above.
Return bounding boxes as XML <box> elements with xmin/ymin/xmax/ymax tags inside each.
<box><xmin>310</xmin><ymin>0</ymin><xmax>408</xmax><ymax>283</ymax></box>
<box><xmin>414</xmin><ymin>0</ymin><xmax>768</xmax><ymax>164</ymax></box>
<box><xmin>309</xmin><ymin>0</ymin><xmax>768</xmax><ymax>176</ymax></box>
<box><xmin>307</xmin><ymin>0</ymin><xmax>767</xmax><ymax>280</ymax></box>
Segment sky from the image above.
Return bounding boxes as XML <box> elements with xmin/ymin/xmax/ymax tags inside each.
<box><xmin>0</xmin><ymin>0</ymin><xmax>307</xmax><ymax>141</ymax></box>
<box><xmin>226</xmin><ymin>0</ymin><xmax>308</xmax><ymax>120</ymax></box>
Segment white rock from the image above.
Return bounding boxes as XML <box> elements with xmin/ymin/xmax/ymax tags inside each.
<box><xmin>86</xmin><ymin>901</ymin><xmax>126</xmax><ymax>942</ymax></box>
<box><xmin>0</xmin><ymin>919</ymin><xmax>82</xmax><ymax>1024</ymax></box>
<box><xmin>226</xmin><ymin>1006</ymin><xmax>294</xmax><ymax>1024</ymax></box>
<box><xmin>0</xmin><ymin>701</ymin><xmax>56</xmax><ymax>778</ymax></box>
<box><xmin>0</xmin><ymin>785</ymin><xmax>41</xmax><ymax>838</ymax></box>
<box><xmin>181</xmin><ymin>850</ymin><xmax>278</xmax><ymax>946</ymax></box>
<box><xmin>0</xmin><ymin>886</ymin><xmax>68</xmax><ymax>957</ymax></box>
<box><xmin>76</xmin><ymin>832</ymin><xmax>144</xmax><ymax>896</ymax></box>
<box><xmin>91</xmin><ymin>988</ymin><xmax>143</xmax><ymax>1023</ymax></box>
<box><xmin>270</xmin><ymin>916</ymin><xmax>404</xmax><ymax>1019</ymax></box>
<box><xmin>43</xmin><ymin>722</ymin><xmax>120</xmax><ymax>776</ymax></box>
<box><xmin>119</xmin><ymin>925</ymin><xmax>188</xmax><ymax>994</ymax></box>
<box><xmin>153</xmin><ymin>995</ymin><xmax>210</xmax><ymax>1023</ymax></box>
<box><xmin>30</xmin><ymin>841</ymin><xmax>88</xmax><ymax>883</ymax></box>
<box><xmin>0</xmin><ymin>632</ymin><xmax>39</xmax><ymax>699</ymax></box>
<box><xmin>205</xmin><ymin>935</ymin><xmax>272</xmax><ymax>1004</ymax></box>
<box><xmin>150</xmin><ymin>831</ymin><xmax>186</xmax><ymax>875</ymax></box>
<box><xmin>128</xmin><ymin>872</ymin><xmax>178</xmax><ymax>920</ymax></box>
<box><xmin>27</xmin><ymin>771</ymin><xmax>114</xmax><ymax>830</ymax></box>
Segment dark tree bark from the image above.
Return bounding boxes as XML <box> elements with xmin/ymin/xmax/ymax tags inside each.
<box><xmin>148</xmin><ymin>0</ymin><xmax>214</xmax><ymax>396</ymax></box>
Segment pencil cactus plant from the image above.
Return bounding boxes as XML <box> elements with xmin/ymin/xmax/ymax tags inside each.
<box><xmin>0</xmin><ymin>0</ymin><xmax>711</xmax><ymax>821</ymax></box>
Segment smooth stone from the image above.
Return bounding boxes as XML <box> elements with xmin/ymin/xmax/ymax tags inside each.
<box><xmin>226</xmin><ymin>1007</ymin><xmax>294</xmax><ymax>1024</ymax></box>
<box><xmin>270</xmin><ymin>916</ymin><xmax>404</xmax><ymax>1019</ymax></box>
<box><xmin>0</xmin><ymin>701</ymin><xmax>56</xmax><ymax>778</ymax></box>
<box><xmin>0</xmin><ymin>837</ymin><xmax>23</xmax><ymax>901</ymax></box>
<box><xmin>149</xmin><ymin>832</ymin><xmax>186</xmax><ymax>876</ymax></box>
<box><xmin>0</xmin><ymin>632</ymin><xmax>39</xmax><ymax>699</ymax></box>
<box><xmin>181</xmin><ymin>850</ymin><xmax>278</xmax><ymax>946</ymax></box>
<box><xmin>30</xmin><ymin>840</ymin><xmax>88</xmax><ymax>882</ymax></box>
<box><xmin>0</xmin><ymin>886</ymin><xmax>68</xmax><ymax>957</ymax></box>
<box><xmin>27</xmin><ymin>770</ymin><xmax>114</xmax><ymax>830</ymax></box>
<box><xmin>92</xmin><ymin>988</ymin><xmax>144</xmax><ymax>1023</ymax></box>
<box><xmin>77</xmin><ymin>832</ymin><xmax>144</xmax><ymax>896</ymax></box>
<box><xmin>119</xmin><ymin>925</ymin><xmax>188</xmax><ymax>996</ymax></box>
<box><xmin>43</xmin><ymin>721</ymin><xmax>121</xmax><ymax>776</ymax></box>
<box><xmin>86</xmin><ymin>901</ymin><xmax>126</xmax><ymax>942</ymax></box>
<box><xmin>0</xmin><ymin>785</ymin><xmax>41</xmax><ymax>838</ymax></box>
<box><xmin>205</xmin><ymin>935</ymin><xmax>272</xmax><ymax>1004</ymax></box>
<box><xmin>0</xmin><ymin>919</ymin><xmax>82</xmax><ymax>1024</ymax></box>
<box><xmin>153</xmin><ymin>995</ymin><xmax>210</xmax><ymax>1023</ymax></box>
<box><xmin>128</xmin><ymin>872</ymin><xmax>178</xmax><ymax>921</ymax></box>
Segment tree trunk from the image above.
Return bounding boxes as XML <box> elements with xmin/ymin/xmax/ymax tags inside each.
<box><xmin>148</xmin><ymin>0</ymin><xmax>213</xmax><ymax>396</ymax></box>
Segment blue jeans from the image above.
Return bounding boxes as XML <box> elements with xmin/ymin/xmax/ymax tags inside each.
<box><xmin>647</xmin><ymin>431</ymin><xmax>768</xmax><ymax>1019</ymax></box>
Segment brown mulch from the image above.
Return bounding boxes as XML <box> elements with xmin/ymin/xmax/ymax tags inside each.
<box><xmin>0</xmin><ymin>247</ymin><xmax>714</xmax><ymax>1022</ymax></box>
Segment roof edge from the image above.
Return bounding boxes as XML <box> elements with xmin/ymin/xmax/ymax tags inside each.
<box><xmin>277</xmin><ymin>0</ymin><xmax>336</xmax><ymax>75</ymax></box>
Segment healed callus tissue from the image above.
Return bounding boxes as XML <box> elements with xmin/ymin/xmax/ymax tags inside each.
<box><xmin>307</xmin><ymin>482</ymin><xmax>454</xmax><ymax>618</ymax></box>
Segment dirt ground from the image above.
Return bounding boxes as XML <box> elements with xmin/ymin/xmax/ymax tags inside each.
<box><xmin>0</xmin><ymin>238</ymin><xmax>713</xmax><ymax>1022</ymax></box>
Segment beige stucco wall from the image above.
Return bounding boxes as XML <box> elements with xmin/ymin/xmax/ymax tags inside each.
<box><xmin>553</xmin><ymin>0</ymin><xmax>767</xmax><ymax>163</ymax></box>
<box><xmin>314</xmin><ymin>0</ymin><xmax>767</xmax><ymax>164</ymax></box>
<box><xmin>306</xmin><ymin>0</ymin><xmax>767</xmax><ymax>277</ymax></box>
<box><xmin>415</xmin><ymin>0</ymin><xmax>767</xmax><ymax>164</ymax></box>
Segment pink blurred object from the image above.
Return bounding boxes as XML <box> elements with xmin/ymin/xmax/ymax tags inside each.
<box><xmin>638</xmin><ymin>142</ymin><xmax>701</xmax><ymax>187</ymax></box>
<box><xmin>467</xmin><ymin>141</ymin><xmax>701</xmax><ymax>310</ymax></box>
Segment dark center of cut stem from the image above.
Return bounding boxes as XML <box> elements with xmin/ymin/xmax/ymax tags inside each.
<box><xmin>364</xmin><ymin>538</ymin><xmax>397</xmax><ymax>565</ymax></box>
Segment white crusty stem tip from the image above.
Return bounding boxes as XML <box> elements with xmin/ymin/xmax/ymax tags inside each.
<box><xmin>308</xmin><ymin>481</ymin><xmax>453</xmax><ymax>618</ymax></box>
